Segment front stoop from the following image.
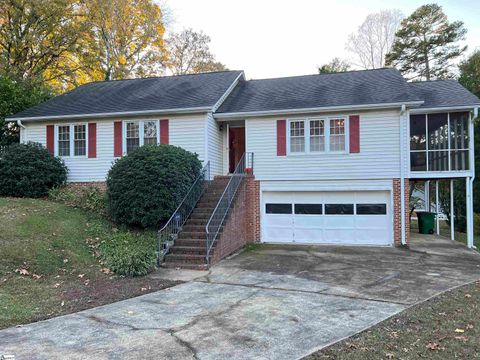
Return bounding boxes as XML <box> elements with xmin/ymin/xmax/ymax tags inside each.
<box><xmin>163</xmin><ymin>178</ymin><xmax>228</xmax><ymax>270</ymax></box>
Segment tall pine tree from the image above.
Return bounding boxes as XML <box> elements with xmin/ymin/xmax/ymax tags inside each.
<box><xmin>386</xmin><ymin>4</ymin><xmax>466</xmax><ymax>80</ymax></box>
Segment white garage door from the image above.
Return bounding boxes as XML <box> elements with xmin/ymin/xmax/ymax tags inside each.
<box><xmin>262</xmin><ymin>191</ymin><xmax>392</xmax><ymax>246</ymax></box>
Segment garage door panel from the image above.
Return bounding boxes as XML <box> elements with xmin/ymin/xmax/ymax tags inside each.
<box><xmin>262</xmin><ymin>191</ymin><xmax>392</xmax><ymax>246</ymax></box>
<box><xmin>355</xmin><ymin>216</ymin><xmax>389</xmax><ymax>228</ymax></box>
<box><xmin>323</xmin><ymin>229</ymin><xmax>356</xmax><ymax>243</ymax></box>
<box><xmin>356</xmin><ymin>229</ymin><xmax>387</xmax><ymax>244</ymax></box>
<box><xmin>294</xmin><ymin>228</ymin><xmax>324</xmax><ymax>243</ymax></box>
<box><xmin>324</xmin><ymin>216</ymin><xmax>355</xmax><ymax>228</ymax></box>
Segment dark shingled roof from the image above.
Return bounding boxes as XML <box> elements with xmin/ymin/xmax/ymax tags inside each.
<box><xmin>8</xmin><ymin>71</ymin><xmax>243</xmax><ymax>120</ymax></box>
<box><xmin>216</xmin><ymin>68</ymin><xmax>421</xmax><ymax>114</ymax></box>
<box><xmin>409</xmin><ymin>80</ymin><xmax>480</xmax><ymax>109</ymax></box>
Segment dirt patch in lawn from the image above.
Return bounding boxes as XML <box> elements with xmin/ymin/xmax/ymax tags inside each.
<box><xmin>305</xmin><ymin>281</ymin><xmax>480</xmax><ymax>359</ymax></box>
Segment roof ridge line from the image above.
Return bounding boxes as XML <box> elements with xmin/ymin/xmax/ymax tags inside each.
<box><xmin>246</xmin><ymin>67</ymin><xmax>397</xmax><ymax>82</ymax></box>
<box><xmin>84</xmin><ymin>70</ymin><xmax>244</xmax><ymax>86</ymax></box>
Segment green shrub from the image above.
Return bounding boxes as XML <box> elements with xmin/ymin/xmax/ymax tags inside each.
<box><xmin>106</xmin><ymin>145</ymin><xmax>201</xmax><ymax>228</ymax></box>
<box><xmin>49</xmin><ymin>185</ymin><xmax>106</xmax><ymax>215</ymax></box>
<box><xmin>98</xmin><ymin>231</ymin><xmax>157</xmax><ymax>276</ymax></box>
<box><xmin>0</xmin><ymin>143</ymin><xmax>68</xmax><ymax>197</ymax></box>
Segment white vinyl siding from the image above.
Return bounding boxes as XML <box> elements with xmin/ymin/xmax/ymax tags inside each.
<box><xmin>206</xmin><ymin>112</ymin><xmax>223</xmax><ymax>177</ymax></box>
<box><xmin>169</xmin><ymin>115</ymin><xmax>206</xmax><ymax>163</ymax></box>
<box><xmin>247</xmin><ymin>110</ymin><xmax>401</xmax><ymax>181</ymax></box>
<box><xmin>23</xmin><ymin>114</ymin><xmax>210</xmax><ymax>182</ymax></box>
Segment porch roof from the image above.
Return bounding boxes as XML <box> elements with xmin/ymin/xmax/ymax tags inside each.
<box><xmin>409</xmin><ymin>80</ymin><xmax>480</xmax><ymax>110</ymax></box>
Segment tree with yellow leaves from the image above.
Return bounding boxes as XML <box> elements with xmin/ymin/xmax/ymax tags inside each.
<box><xmin>0</xmin><ymin>0</ymin><xmax>80</xmax><ymax>82</ymax></box>
<box><xmin>78</xmin><ymin>0</ymin><xmax>167</xmax><ymax>81</ymax></box>
<box><xmin>0</xmin><ymin>0</ymin><xmax>167</xmax><ymax>92</ymax></box>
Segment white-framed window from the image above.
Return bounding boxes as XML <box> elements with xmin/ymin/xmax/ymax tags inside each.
<box><xmin>287</xmin><ymin>116</ymin><xmax>348</xmax><ymax>154</ymax></box>
<box><xmin>123</xmin><ymin>120</ymin><xmax>160</xmax><ymax>154</ymax></box>
<box><xmin>56</xmin><ymin>124</ymin><xmax>88</xmax><ymax>157</ymax></box>
<box><xmin>329</xmin><ymin>118</ymin><xmax>346</xmax><ymax>152</ymax></box>
<box><xmin>290</xmin><ymin>120</ymin><xmax>305</xmax><ymax>153</ymax></box>
<box><xmin>310</xmin><ymin>119</ymin><xmax>325</xmax><ymax>152</ymax></box>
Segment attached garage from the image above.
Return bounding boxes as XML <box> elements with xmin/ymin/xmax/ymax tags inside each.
<box><xmin>262</xmin><ymin>191</ymin><xmax>392</xmax><ymax>246</ymax></box>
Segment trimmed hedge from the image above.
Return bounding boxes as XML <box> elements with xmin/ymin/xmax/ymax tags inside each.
<box><xmin>0</xmin><ymin>143</ymin><xmax>68</xmax><ymax>197</ymax></box>
<box><xmin>106</xmin><ymin>145</ymin><xmax>201</xmax><ymax>228</ymax></box>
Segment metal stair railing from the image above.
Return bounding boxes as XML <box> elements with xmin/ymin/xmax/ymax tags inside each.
<box><xmin>157</xmin><ymin>161</ymin><xmax>210</xmax><ymax>265</ymax></box>
<box><xmin>205</xmin><ymin>152</ymin><xmax>254</xmax><ymax>266</ymax></box>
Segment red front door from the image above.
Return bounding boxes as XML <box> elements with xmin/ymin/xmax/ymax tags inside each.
<box><xmin>229</xmin><ymin>127</ymin><xmax>245</xmax><ymax>173</ymax></box>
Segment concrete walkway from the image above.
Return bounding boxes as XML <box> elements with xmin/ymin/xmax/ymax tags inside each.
<box><xmin>1</xmin><ymin>236</ymin><xmax>480</xmax><ymax>360</ymax></box>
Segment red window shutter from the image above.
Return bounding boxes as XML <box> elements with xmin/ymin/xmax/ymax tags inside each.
<box><xmin>88</xmin><ymin>123</ymin><xmax>97</xmax><ymax>158</ymax></box>
<box><xmin>276</xmin><ymin>119</ymin><xmax>286</xmax><ymax>156</ymax></box>
<box><xmin>114</xmin><ymin>121</ymin><xmax>122</xmax><ymax>157</ymax></box>
<box><xmin>46</xmin><ymin>125</ymin><xmax>54</xmax><ymax>155</ymax></box>
<box><xmin>160</xmin><ymin>119</ymin><xmax>169</xmax><ymax>144</ymax></box>
<box><xmin>349</xmin><ymin>115</ymin><xmax>360</xmax><ymax>153</ymax></box>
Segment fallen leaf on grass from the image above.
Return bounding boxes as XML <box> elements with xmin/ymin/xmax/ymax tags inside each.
<box><xmin>426</xmin><ymin>342</ymin><xmax>440</xmax><ymax>351</ymax></box>
<box><xmin>78</xmin><ymin>274</ymin><xmax>85</xmax><ymax>278</ymax></box>
<box><xmin>15</xmin><ymin>268</ymin><xmax>29</xmax><ymax>276</ymax></box>
<box><xmin>100</xmin><ymin>267</ymin><xmax>112</xmax><ymax>274</ymax></box>
<box><xmin>32</xmin><ymin>274</ymin><xmax>42</xmax><ymax>280</ymax></box>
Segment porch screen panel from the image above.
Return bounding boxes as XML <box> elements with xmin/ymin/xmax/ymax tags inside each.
<box><xmin>410</xmin><ymin>112</ymin><xmax>470</xmax><ymax>172</ymax></box>
<box><xmin>427</xmin><ymin>113</ymin><xmax>448</xmax><ymax>171</ymax></box>
<box><xmin>450</xmin><ymin>112</ymin><xmax>469</xmax><ymax>171</ymax></box>
<box><xmin>410</xmin><ymin>114</ymin><xmax>427</xmax><ymax>171</ymax></box>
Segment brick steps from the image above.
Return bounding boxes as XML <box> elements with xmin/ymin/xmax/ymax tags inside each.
<box><xmin>162</xmin><ymin>262</ymin><xmax>208</xmax><ymax>270</ymax></box>
<box><xmin>162</xmin><ymin>178</ymin><xmax>227</xmax><ymax>269</ymax></box>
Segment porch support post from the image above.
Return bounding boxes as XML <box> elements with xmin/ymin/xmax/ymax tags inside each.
<box><xmin>450</xmin><ymin>179</ymin><xmax>455</xmax><ymax>241</ymax></box>
<box><xmin>435</xmin><ymin>180</ymin><xmax>440</xmax><ymax>235</ymax></box>
<box><xmin>466</xmin><ymin>177</ymin><xmax>474</xmax><ymax>248</ymax></box>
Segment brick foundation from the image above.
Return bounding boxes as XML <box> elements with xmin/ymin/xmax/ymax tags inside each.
<box><xmin>393</xmin><ymin>178</ymin><xmax>410</xmax><ymax>247</ymax></box>
<box><xmin>245</xmin><ymin>175</ymin><xmax>261</xmax><ymax>243</ymax></box>
<box><xmin>210</xmin><ymin>174</ymin><xmax>260</xmax><ymax>264</ymax></box>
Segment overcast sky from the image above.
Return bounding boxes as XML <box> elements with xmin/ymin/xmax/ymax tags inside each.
<box><xmin>165</xmin><ymin>0</ymin><xmax>480</xmax><ymax>79</ymax></box>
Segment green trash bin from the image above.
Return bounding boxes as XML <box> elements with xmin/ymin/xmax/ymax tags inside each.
<box><xmin>417</xmin><ymin>211</ymin><xmax>436</xmax><ymax>234</ymax></box>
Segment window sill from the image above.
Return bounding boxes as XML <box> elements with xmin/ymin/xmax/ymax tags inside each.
<box><xmin>286</xmin><ymin>151</ymin><xmax>349</xmax><ymax>156</ymax></box>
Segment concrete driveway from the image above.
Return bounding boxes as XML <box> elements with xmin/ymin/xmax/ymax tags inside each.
<box><xmin>1</xmin><ymin>236</ymin><xmax>480</xmax><ymax>360</ymax></box>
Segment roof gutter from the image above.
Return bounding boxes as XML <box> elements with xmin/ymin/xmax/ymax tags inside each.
<box><xmin>6</xmin><ymin>106</ymin><xmax>213</xmax><ymax>123</ymax></box>
<box><xmin>410</xmin><ymin>105</ymin><xmax>480</xmax><ymax>114</ymax></box>
<box><xmin>214</xmin><ymin>101</ymin><xmax>425</xmax><ymax>119</ymax></box>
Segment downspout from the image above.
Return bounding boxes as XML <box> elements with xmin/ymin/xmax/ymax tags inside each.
<box><xmin>17</xmin><ymin>120</ymin><xmax>26</xmax><ymax>143</ymax></box>
<box><xmin>400</xmin><ymin>104</ymin><xmax>407</xmax><ymax>246</ymax></box>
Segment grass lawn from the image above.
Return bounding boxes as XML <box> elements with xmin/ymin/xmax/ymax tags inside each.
<box><xmin>0</xmin><ymin>197</ymin><xmax>179</xmax><ymax>330</ymax></box>
<box><xmin>306</xmin><ymin>281</ymin><xmax>480</xmax><ymax>359</ymax></box>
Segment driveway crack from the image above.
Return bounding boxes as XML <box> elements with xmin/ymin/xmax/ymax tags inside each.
<box><xmin>166</xmin><ymin>329</ymin><xmax>200</xmax><ymax>360</ymax></box>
